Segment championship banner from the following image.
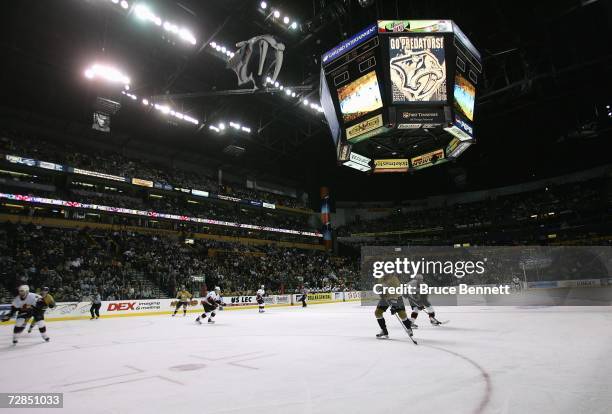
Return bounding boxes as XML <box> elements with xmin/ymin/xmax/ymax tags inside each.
<box><xmin>389</xmin><ymin>36</ymin><xmax>447</xmax><ymax>103</ymax></box>
<box><xmin>373</xmin><ymin>159</ymin><xmax>409</xmax><ymax>173</ymax></box>
<box><xmin>411</xmin><ymin>148</ymin><xmax>445</xmax><ymax>169</ymax></box>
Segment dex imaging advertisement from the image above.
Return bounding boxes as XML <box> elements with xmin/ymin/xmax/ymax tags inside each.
<box><xmin>389</xmin><ymin>36</ymin><xmax>447</xmax><ymax>103</ymax></box>
<box><xmin>336</xmin><ymin>71</ymin><xmax>383</xmax><ymax>123</ymax></box>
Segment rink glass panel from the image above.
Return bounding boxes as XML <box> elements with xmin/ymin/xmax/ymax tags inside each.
<box><xmin>360</xmin><ymin>246</ymin><xmax>612</xmax><ymax>306</ymax></box>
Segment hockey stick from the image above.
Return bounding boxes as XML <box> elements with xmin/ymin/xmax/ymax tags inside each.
<box><xmin>394</xmin><ymin>313</ymin><xmax>417</xmax><ymax>345</ymax></box>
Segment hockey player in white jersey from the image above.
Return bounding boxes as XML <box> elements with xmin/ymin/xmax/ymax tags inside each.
<box><xmin>406</xmin><ymin>274</ymin><xmax>443</xmax><ymax>328</ymax></box>
<box><xmin>256</xmin><ymin>285</ymin><xmax>265</xmax><ymax>313</ymax></box>
<box><xmin>196</xmin><ymin>286</ymin><xmax>225</xmax><ymax>324</ymax></box>
<box><xmin>1</xmin><ymin>285</ymin><xmax>49</xmax><ymax>345</ymax></box>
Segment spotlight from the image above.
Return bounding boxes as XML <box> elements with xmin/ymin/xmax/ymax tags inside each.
<box><xmin>285</xmin><ymin>89</ymin><xmax>291</xmax><ymax>95</ymax></box>
<box><xmin>84</xmin><ymin>69</ymin><xmax>94</xmax><ymax>79</ymax></box>
<box><xmin>274</xmin><ymin>81</ymin><xmax>279</xmax><ymax>87</ymax></box>
<box><xmin>283</xmin><ymin>16</ymin><xmax>290</xmax><ymax>24</ymax></box>
<box><xmin>303</xmin><ymin>99</ymin><xmax>309</xmax><ymax>105</ymax></box>
<box><xmin>221</xmin><ymin>46</ymin><xmax>227</xmax><ymax>53</ymax></box>
<box><xmin>209</xmin><ymin>125</ymin><xmax>220</xmax><ymax>132</ymax></box>
<box><xmin>120</xmin><ymin>0</ymin><xmax>129</xmax><ymax>10</ymax></box>
<box><xmin>290</xmin><ymin>22</ymin><xmax>298</xmax><ymax>30</ymax></box>
<box><xmin>134</xmin><ymin>4</ymin><xmax>151</xmax><ymax>20</ymax></box>
<box><xmin>273</xmin><ymin>10</ymin><xmax>280</xmax><ymax>18</ymax></box>
<box><xmin>260</xmin><ymin>1</ymin><xmax>267</xmax><ymax>9</ymax></box>
<box><xmin>291</xmin><ymin>92</ymin><xmax>296</xmax><ymax>97</ymax></box>
<box><xmin>142</xmin><ymin>99</ymin><xmax>149</xmax><ymax>105</ymax></box>
<box><xmin>219</xmin><ymin>123</ymin><xmax>226</xmax><ymax>130</ymax></box>
<box><xmin>210</xmin><ymin>41</ymin><xmax>217</xmax><ymax>48</ymax></box>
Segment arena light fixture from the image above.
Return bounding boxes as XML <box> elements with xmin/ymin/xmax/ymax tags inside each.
<box><xmin>260</xmin><ymin>1</ymin><xmax>267</xmax><ymax>9</ymax></box>
<box><xmin>283</xmin><ymin>16</ymin><xmax>290</xmax><ymax>24</ymax></box>
<box><xmin>209</xmin><ymin>121</ymin><xmax>252</xmax><ymax>134</ymax></box>
<box><xmin>119</xmin><ymin>89</ymin><xmax>199</xmax><ymax>125</ymax></box>
<box><xmin>273</xmin><ymin>10</ymin><xmax>280</xmax><ymax>18</ymax></box>
<box><xmin>208</xmin><ymin>40</ymin><xmax>235</xmax><ymax>60</ymax></box>
<box><xmin>84</xmin><ymin>63</ymin><xmax>131</xmax><ymax>87</ymax></box>
<box><xmin>131</xmin><ymin>3</ymin><xmax>196</xmax><ymax>45</ymax></box>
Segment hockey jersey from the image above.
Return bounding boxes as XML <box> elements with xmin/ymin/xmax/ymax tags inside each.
<box><xmin>256</xmin><ymin>289</ymin><xmax>265</xmax><ymax>299</ymax></box>
<box><xmin>202</xmin><ymin>291</ymin><xmax>222</xmax><ymax>306</ymax></box>
<box><xmin>35</xmin><ymin>294</ymin><xmax>56</xmax><ymax>310</ymax></box>
<box><xmin>12</xmin><ymin>293</ymin><xmax>41</xmax><ymax>313</ymax></box>
<box><xmin>176</xmin><ymin>290</ymin><xmax>192</xmax><ymax>302</ymax></box>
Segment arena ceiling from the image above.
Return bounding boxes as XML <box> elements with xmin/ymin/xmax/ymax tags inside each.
<box><xmin>1</xmin><ymin>0</ymin><xmax>611</xmax><ymax>202</ymax></box>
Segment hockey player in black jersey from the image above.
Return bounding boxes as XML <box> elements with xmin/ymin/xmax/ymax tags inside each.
<box><xmin>28</xmin><ymin>287</ymin><xmax>55</xmax><ymax>333</ymax></box>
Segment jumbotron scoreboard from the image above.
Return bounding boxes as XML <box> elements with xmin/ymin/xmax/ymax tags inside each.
<box><xmin>320</xmin><ymin>20</ymin><xmax>481</xmax><ymax>173</ymax></box>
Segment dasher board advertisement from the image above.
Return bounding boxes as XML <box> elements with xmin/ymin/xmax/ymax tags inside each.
<box><xmin>389</xmin><ymin>36</ymin><xmax>447</xmax><ymax>103</ymax></box>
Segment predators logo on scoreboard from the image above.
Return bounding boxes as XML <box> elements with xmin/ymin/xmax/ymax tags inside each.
<box><xmin>389</xmin><ymin>36</ymin><xmax>446</xmax><ymax>103</ymax></box>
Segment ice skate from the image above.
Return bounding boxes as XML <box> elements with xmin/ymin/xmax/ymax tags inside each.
<box><xmin>376</xmin><ymin>330</ymin><xmax>389</xmax><ymax>339</ymax></box>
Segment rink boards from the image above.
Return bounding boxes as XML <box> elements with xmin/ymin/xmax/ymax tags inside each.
<box><xmin>0</xmin><ymin>291</ymin><xmax>363</xmax><ymax>323</ymax></box>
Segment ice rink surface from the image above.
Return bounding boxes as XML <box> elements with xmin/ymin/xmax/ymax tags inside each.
<box><xmin>1</xmin><ymin>302</ymin><xmax>612</xmax><ymax>414</ymax></box>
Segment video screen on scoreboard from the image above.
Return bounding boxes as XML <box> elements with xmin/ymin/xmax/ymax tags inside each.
<box><xmin>336</xmin><ymin>71</ymin><xmax>383</xmax><ymax>123</ymax></box>
<box><xmin>389</xmin><ymin>36</ymin><xmax>447</xmax><ymax>103</ymax></box>
<box><xmin>453</xmin><ymin>72</ymin><xmax>475</xmax><ymax>122</ymax></box>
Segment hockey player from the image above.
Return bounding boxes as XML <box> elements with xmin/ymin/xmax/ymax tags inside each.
<box><xmin>172</xmin><ymin>287</ymin><xmax>192</xmax><ymax>317</ymax></box>
<box><xmin>1</xmin><ymin>285</ymin><xmax>49</xmax><ymax>345</ymax></box>
<box><xmin>28</xmin><ymin>287</ymin><xmax>55</xmax><ymax>333</ymax></box>
<box><xmin>196</xmin><ymin>286</ymin><xmax>225</xmax><ymax>324</ymax></box>
<box><xmin>512</xmin><ymin>275</ymin><xmax>522</xmax><ymax>292</ymax></box>
<box><xmin>299</xmin><ymin>286</ymin><xmax>308</xmax><ymax>308</ymax></box>
<box><xmin>90</xmin><ymin>290</ymin><xmax>102</xmax><ymax>320</ymax></box>
<box><xmin>256</xmin><ymin>285</ymin><xmax>265</xmax><ymax>313</ymax></box>
<box><xmin>375</xmin><ymin>275</ymin><xmax>414</xmax><ymax>340</ymax></box>
<box><xmin>406</xmin><ymin>274</ymin><xmax>442</xmax><ymax>328</ymax></box>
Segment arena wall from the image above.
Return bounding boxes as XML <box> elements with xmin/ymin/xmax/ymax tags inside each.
<box><xmin>0</xmin><ymin>291</ymin><xmax>363</xmax><ymax>324</ymax></box>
